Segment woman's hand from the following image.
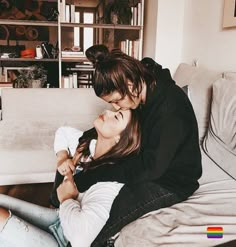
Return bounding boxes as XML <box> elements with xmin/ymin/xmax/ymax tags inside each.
<box><xmin>57</xmin><ymin>173</ymin><xmax>79</xmax><ymax>204</ymax></box>
<box><xmin>57</xmin><ymin>158</ymin><xmax>75</xmax><ymax>176</ymax></box>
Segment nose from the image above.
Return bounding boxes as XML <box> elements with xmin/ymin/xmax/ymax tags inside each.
<box><xmin>111</xmin><ymin>103</ymin><xmax>120</xmax><ymax>110</ymax></box>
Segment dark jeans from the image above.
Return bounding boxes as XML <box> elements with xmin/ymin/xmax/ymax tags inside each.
<box><xmin>91</xmin><ymin>182</ymin><xmax>184</xmax><ymax>247</ymax></box>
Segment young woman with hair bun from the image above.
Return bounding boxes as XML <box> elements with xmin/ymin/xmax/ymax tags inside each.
<box><xmin>70</xmin><ymin>44</ymin><xmax>202</xmax><ymax>246</ymax></box>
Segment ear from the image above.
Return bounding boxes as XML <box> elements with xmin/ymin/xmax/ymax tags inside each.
<box><xmin>127</xmin><ymin>81</ymin><xmax>134</xmax><ymax>93</ymax></box>
<box><xmin>114</xmin><ymin>135</ymin><xmax>120</xmax><ymax>144</ymax></box>
<box><xmin>128</xmin><ymin>81</ymin><xmax>138</xmax><ymax>96</ymax></box>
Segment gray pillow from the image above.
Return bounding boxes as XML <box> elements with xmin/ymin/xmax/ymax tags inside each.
<box><xmin>203</xmin><ymin>78</ymin><xmax>236</xmax><ymax>179</ymax></box>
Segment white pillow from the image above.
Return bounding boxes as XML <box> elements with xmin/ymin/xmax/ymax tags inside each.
<box><xmin>203</xmin><ymin>78</ymin><xmax>236</xmax><ymax>179</ymax></box>
<box><xmin>188</xmin><ymin>68</ymin><xmax>221</xmax><ymax>143</ymax></box>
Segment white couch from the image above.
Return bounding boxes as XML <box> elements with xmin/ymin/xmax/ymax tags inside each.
<box><xmin>0</xmin><ymin>88</ymin><xmax>110</xmax><ymax>185</ymax></box>
<box><xmin>114</xmin><ymin>64</ymin><xmax>236</xmax><ymax>246</ymax></box>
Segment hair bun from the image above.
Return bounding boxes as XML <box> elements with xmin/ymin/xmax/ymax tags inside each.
<box><xmin>85</xmin><ymin>44</ymin><xmax>109</xmax><ymax>65</ymax></box>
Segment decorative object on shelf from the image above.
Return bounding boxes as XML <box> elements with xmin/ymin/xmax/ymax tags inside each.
<box><xmin>35</xmin><ymin>44</ymin><xmax>43</xmax><ymax>59</ymax></box>
<box><xmin>223</xmin><ymin>0</ymin><xmax>236</xmax><ymax>28</ymax></box>
<box><xmin>31</xmin><ymin>79</ymin><xmax>41</xmax><ymax>88</ymax></box>
<box><xmin>0</xmin><ymin>39</ymin><xmax>25</xmax><ymax>58</ymax></box>
<box><xmin>13</xmin><ymin>65</ymin><xmax>47</xmax><ymax>88</ymax></box>
<box><xmin>0</xmin><ymin>0</ymin><xmax>57</xmax><ymax>41</ymax></box>
<box><xmin>46</xmin><ymin>7</ymin><xmax>59</xmax><ymax>21</ymax></box>
<box><xmin>104</xmin><ymin>0</ymin><xmax>132</xmax><ymax>25</ymax></box>
<box><xmin>41</xmin><ymin>41</ymin><xmax>56</xmax><ymax>58</ymax></box>
<box><xmin>20</xmin><ymin>48</ymin><xmax>36</xmax><ymax>58</ymax></box>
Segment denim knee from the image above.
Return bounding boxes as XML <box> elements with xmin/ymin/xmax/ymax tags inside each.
<box><xmin>0</xmin><ymin>208</ymin><xmax>11</xmax><ymax>232</ymax></box>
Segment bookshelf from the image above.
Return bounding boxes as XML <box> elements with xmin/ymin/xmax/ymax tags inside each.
<box><xmin>0</xmin><ymin>0</ymin><xmax>145</xmax><ymax>89</ymax></box>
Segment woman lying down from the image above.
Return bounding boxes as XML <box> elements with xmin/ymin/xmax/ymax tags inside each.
<box><xmin>0</xmin><ymin>109</ymin><xmax>141</xmax><ymax>247</ymax></box>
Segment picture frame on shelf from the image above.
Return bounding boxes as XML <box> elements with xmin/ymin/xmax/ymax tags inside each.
<box><xmin>3</xmin><ymin>66</ymin><xmax>33</xmax><ymax>83</ymax></box>
<box><xmin>222</xmin><ymin>0</ymin><xmax>236</xmax><ymax>28</ymax></box>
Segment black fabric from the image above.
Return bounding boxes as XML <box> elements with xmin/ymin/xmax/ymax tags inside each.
<box><xmin>49</xmin><ymin>171</ymin><xmax>64</xmax><ymax>208</ymax></box>
<box><xmin>92</xmin><ymin>183</ymin><xmax>182</xmax><ymax>247</ymax></box>
<box><xmin>72</xmin><ymin>60</ymin><xmax>201</xmax><ymax>197</ymax></box>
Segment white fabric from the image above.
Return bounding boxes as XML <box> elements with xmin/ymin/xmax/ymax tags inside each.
<box><xmin>54</xmin><ymin>126</ymin><xmax>84</xmax><ymax>156</ymax></box>
<box><xmin>203</xmin><ymin>78</ymin><xmax>236</xmax><ymax>179</ymax></box>
<box><xmin>54</xmin><ymin>126</ymin><xmax>124</xmax><ymax>247</ymax></box>
<box><xmin>60</xmin><ymin>182</ymin><xmax>123</xmax><ymax>247</ymax></box>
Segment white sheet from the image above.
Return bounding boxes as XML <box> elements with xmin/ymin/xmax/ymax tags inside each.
<box><xmin>115</xmin><ymin>150</ymin><xmax>236</xmax><ymax>246</ymax></box>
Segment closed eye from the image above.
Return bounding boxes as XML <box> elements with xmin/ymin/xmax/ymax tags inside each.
<box><xmin>115</xmin><ymin>115</ymin><xmax>119</xmax><ymax>121</ymax></box>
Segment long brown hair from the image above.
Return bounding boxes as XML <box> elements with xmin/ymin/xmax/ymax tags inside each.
<box><xmin>73</xmin><ymin>110</ymin><xmax>141</xmax><ymax>171</ymax></box>
<box><xmin>85</xmin><ymin>44</ymin><xmax>155</xmax><ymax>100</ymax></box>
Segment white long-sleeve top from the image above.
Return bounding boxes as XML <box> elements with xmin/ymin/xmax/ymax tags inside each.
<box><xmin>54</xmin><ymin>127</ymin><xmax>124</xmax><ymax>247</ymax></box>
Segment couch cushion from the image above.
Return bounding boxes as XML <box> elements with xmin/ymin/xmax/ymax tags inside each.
<box><xmin>203</xmin><ymin>78</ymin><xmax>236</xmax><ymax>179</ymax></box>
<box><xmin>173</xmin><ymin>63</ymin><xmax>199</xmax><ymax>87</ymax></box>
<box><xmin>173</xmin><ymin>63</ymin><xmax>222</xmax><ymax>142</ymax></box>
<box><xmin>1</xmin><ymin>88</ymin><xmax>110</xmax><ymax>122</ymax></box>
<box><xmin>0</xmin><ymin>120</ymin><xmax>93</xmax><ymax>150</ymax></box>
<box><xmin>224</xmin><ymin>72</ymin><xmax>236</xmax><ymax>81</ymax></box>
<box><xmin>188</xmin><ymin>68</ymin><xmax>221</xmax><ymax>142</ymax></box>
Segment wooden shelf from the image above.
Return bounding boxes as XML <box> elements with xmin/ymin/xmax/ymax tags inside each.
<box><xmin>0</xmin><ymin>19</ymin><xmax>58</xmax><ymax>27</ymax></box>
<box><xmin>0</xmin><ymin>58</ymin><xmax>59</xmax><ymax>62</ymax></box>
<box><xmin>60</xmin><ymin>22</ymin><xmax>141</xmax><ymax>30</ymax></box>
<box><xmin>0</xmin><ymin>0</ymin><xmax>145</xmax><ymax>88</ymax></box>
<box><xmin>61</xmin><ymin>57</ymin><xmax>89</xmax><ymax>62</ymax></box>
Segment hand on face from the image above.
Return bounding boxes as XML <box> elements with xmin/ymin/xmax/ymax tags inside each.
<box><xmin>57</xmin><ymin>172</ymin><xmax>79</xmax><ymax>204</ymax></box>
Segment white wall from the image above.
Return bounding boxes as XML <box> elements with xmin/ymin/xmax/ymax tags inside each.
<box><xmin>143</xmin><ymin>0</ymin><xmax>158</xmax><ymax>59</ymax></box>
<box><xmin>143</xmin><ymin>0</ymin><xmax>185</xmax><ymax>74</ymax></box>
<box><xmin>182</xmin><ymin>0</ymin><xmax>236</xmax><ymax>72</ymax></box>
<box><xmin>144</xmin><ymin>0</ymin><xmax>236</xmax><ymax>74</ymax></box>
<box><xmin>155</xmin><ymin>0</ymin><xmax>185</xmax><ymax>74</ymax></box>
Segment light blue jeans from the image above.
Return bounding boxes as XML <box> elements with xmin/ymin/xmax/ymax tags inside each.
<box><xmin>0</xmin><ymin>194</ymin><xmax>69</xmax><ymax>247</ymax></box>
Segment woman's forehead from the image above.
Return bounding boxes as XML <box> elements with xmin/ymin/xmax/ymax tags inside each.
<box><xmin>119</xmin><ymin>109</ymin><xmax>131</xmax><ymax>121</ymax></box>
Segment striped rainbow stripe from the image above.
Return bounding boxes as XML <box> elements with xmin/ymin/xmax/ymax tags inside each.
<box><xmin>207</xmin><ymin>227</ymin><xmax>223</xmax><ymax>238</ymax></box>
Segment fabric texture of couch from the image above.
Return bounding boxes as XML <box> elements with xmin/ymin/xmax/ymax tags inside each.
<box><xmin>0</xmin><ymin>88</ymin><xmax>109</xmax><ymax>185</ymax></box>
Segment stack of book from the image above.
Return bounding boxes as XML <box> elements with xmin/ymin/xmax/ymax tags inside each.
<box><xmin>60</xmin><ymin>0</ymin><xmax>76</xmax><ymax>23</ymax></box>
<box><xmin>119</xmin><ymin>39</ymin><xmax>140</xmax><ymax>59</ymax></box>
<box><xmin>131</xmin><ymin>2</ymin><xmax>142</xmax><ymax>26</ymax></box>
<box><xmin>0</xmin><ymin>82</ymin><xmax>13</xmax><ymax>88</ymax></box>
<box><xmin>62</xmin><ymin>73</ymin><xmax>78</xmax><ymax>88</ymax></box>
<box><xmin>61</xmin><ymin>51</ymin><xmax>85</xmax><ymax>59</ymax></box>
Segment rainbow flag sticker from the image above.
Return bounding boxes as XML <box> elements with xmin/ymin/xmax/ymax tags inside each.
<box><xmin>207</xmin><ymin>227</ymin><xmax>223</xmax><ymax>238</ymax></box>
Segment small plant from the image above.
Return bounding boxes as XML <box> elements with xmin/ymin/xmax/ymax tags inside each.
<box><xmin>105</xmin><ymin>0</ymin><xmax>132</xmax><ymax>25</ymax></box>
<box><xmin>14</xmin><ymin>65</ymin><xmax>47</xmax><ymax>88</ymax></box>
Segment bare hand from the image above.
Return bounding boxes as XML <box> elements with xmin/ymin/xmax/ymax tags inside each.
<box><xmin>57</xmin><ymin>172</ymin><xmax>79</xmax><ymax>204</ymax></box>
<box><xmin>58</xmin><ymin>158</ymin><xmax>75</xmax><ymax>176</ymax></box>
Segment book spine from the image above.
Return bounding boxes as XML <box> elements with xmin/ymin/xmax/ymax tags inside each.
<box><xmin>73</xmin><ymin>73</ymin><xmax>78</xmax><ymax>88</ymax></box>
<box><xmin>60</xmin><ymin>0</ymin><xmax>66</xmax><ymax>22</ymax></box>
<box><xmin>65</xmin><ymin>5</ymin><xmax>70</xmax><ymax>23</ymax></box>
<box><xmin>64</xmin><ymin>76</ymin><xmax>70</xmax><ymax>88</ymax></box>
<box><xmin>69</xmin><ymin>74</ymin><xmax>73</xmax><ymax>88</ymax></box>
<box><xmin>137</xmin><ymin>3</ymin><xmax>142</xmax><ymax>26</ymax></box>
<box><xmin>70</xmin><ymin>5</ymin><xmax>75</xmax><ymax>23</ymax></box>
